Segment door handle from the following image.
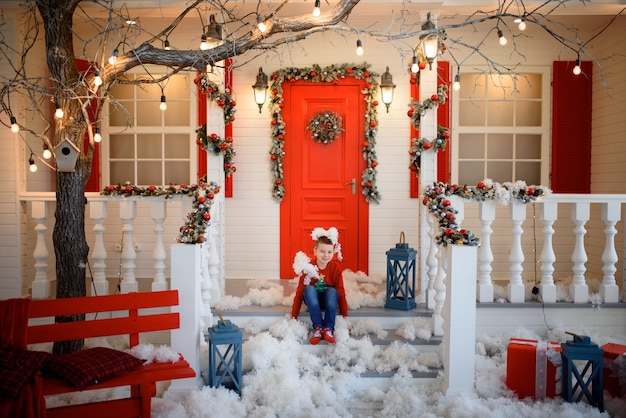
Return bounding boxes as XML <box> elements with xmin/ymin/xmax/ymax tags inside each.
<box><xmin>344</xmin><ymin>178</ymin><xmax>356</xmax><ymax>195</ymax></box>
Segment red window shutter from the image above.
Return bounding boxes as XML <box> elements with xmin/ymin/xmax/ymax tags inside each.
<box><xmin>410</xmin><ymin>61</ymin><xmax>451</xmax><ymax>198</ymax></box>
<box><xmin>551</xmin><ymin>61</ymin><xmax>592</xmax><ymax>193</ymax></box>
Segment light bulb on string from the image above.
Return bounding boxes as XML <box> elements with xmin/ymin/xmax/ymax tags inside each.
<box><xmin>160</xmin><ymin>95</ymin><xmax>167</xmax><ymax>111</ymax></box>
<box><xmin>312</xmin><ymin>0</ymin><xmax>321</xmax><ymax>16</ymax></box>
<box><xmin>29</xmin><ymin>153</ymin><xmax>38</xmax><ymax>172</ymax></box>
<box><xmin>200</xmin><ymin>34</ymin><xmax>209</xmax><ymax>50</ymax></box>
<box><xmin>54</xmin><ymin>102</ymin><xmax>64</xmax><ymax>119</ymax></box>
<box><xmin>93</xmin><ymin>69</ymin><xmax>103</xmax><ymax>87</ymax></box>
<box><xmin>453</xmin><ymin>72</ymin><xmax>461</xmax><ymax>91</ymax></box>
<box><xmin>108</xmin><ymin>48</ymin><xmax>118</xmax><ymax>65</ymax></box>
<box><xmin>164</xmin><ymin>39</ymin><xmax>171</xmax><ymax>50</ymax></box>
<box><xmin>257</xmin><ymin>16</ymin><xmax>267</xmax><ymax>33</ymax></box>
<box><xmin>43</xmin><ymin>143</ymin><xmax>52</xmax><ymax>159</ymax></box>
<box><xmin>573</xmin><ymin>58</ymin><xmax>582</xmax><ymax>76</ymax></box>
<box><xmin>356</xmin><ymin>39</ymin><xmax>364</xmax><ymax>56</ymax></box>
<box><xmin>411</xmin><ymin>55</ymin><xmax>419</xmax><ymax>73</ymax></box>
<box><xmin>94</xmin><ymin>127</ymin><xmax>102</xmax><ymax>143</ymax></box>
<box><xmin>10</xmin><ymin>116</ymin><xmax>19</xmax><ymax>133</ymax></box>
<box><xmin>497</xmin><ymin>29</ymin><xmax>507</xmax><ymax>46</ymax></box>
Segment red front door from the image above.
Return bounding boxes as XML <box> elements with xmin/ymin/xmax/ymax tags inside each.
<box><xmin>280</xmin><ymin>79</ymin><xmax>369</xmax><ymax>278</ymax></box>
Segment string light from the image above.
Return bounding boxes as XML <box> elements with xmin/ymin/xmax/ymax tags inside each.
<box><xmin>54</xmin><ymin>102</ymin><xmax>64</xmax><ymax>119</ymax></box>
<box><xmin>257</xmin><ymin>16</ymin><xmax>267</xmax><ymax>33</ymax></box>
<box><xmin>514</xmin><ymin>18</ymin><xmax>527</xmax><ymax>31</ymax></box>
<box><xmin>573</xmin><ymin>57</ymin><xmax>582</xmax><ymax>76</ymax></box>
<box><xmin>312</xmin><ymin>0</ymin><xmax>321</xmax><ymax>16</ymax></box>
<box><xmin>93</xmin><ymin>69</ymin><xmax>103</xmax><ymax>87</ymax></box>
<box><xmin>355</xmin><ymin>39</ymin><xmax>364</xmax><ymax>56</ymax></box>
<box><xmin>453</xmin><ymin>71</ymin><xmax>461</xmax><ymax>91</ymax></box>
<box><xmin>164</xmin><ymin>39</ymin><xmax>171</xmax><ymax>50</ymax></box>
<box><xmin>29</xmin><ymin>153</ymin><xmax>38</xmax><ymax>172</ymax></box>
<box><xmin>200</xmin><ymin>34</ymin><xmax>209</xmax><ymax>50</ymax></box>
<box><xmin>108</xmin><ymin>48</ymin><xmax>118</xmax><ymax>65</ymax></box>
<box><xmin>160</xmin><ymin>94</ymin><xmax>167</xmax><ymax>111</ymax></box>
<box><xmin>94</xmin><ymin>127</ymin><xmax>102</xmax><ymax>143</ymax></box>
<box><xmin>43</xmin><ymin>143</ymin><xmax>52</xmax><ymax>159</ymax></box>
<box><xmin>10</xmin><ymin>116</ymin><xmax>19</xmax><ymax>133</ymax></box>
<box><xmin>497</xmin><ymin>28</ymin><xmax>508</xmax><ymax>46</ymax></box>
<box><xmin>411</xmin><ymin>55</ymin><xmax>419</xmax><ymax>73</ymax></box>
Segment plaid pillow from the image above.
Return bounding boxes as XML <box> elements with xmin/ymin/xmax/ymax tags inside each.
<box><xmin>0</xmin><ymin>342</ymin><xmax>51</xmax><ymax>400</ymax></box>
<box><xmin>46</xmin><ymin>346</ymin><xmax>144</xmax><ymax>390</ymax></box>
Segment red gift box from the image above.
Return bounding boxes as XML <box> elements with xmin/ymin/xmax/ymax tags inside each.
<box><xmin>602</xmin><ymin>343</ymin><xmax>626</xmax><ymax>399</ymax></box>
<box><xmin>506</xmin><ymin>338</ymin><xmax>563</xmax><ymax>399</ymax></box>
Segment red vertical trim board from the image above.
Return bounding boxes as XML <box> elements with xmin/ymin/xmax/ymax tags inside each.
<box><xmin>409</xmin><ymin>61</ymin><xmax>451</xmax><ymax>198</ymax></box>
<box><xmin>551</xmin><ymin>61</ymin><xmax>592</xmax><ymax>193</ymax></box>
<box><xmin>196</xmin><ymin>73</ymin><xmax>208</xmax><ymax>181</ymax></box>
<box><xmin>224</xmin><ymin>59</ymin><xmax>233</xmax><ymax>197</ymax></box>
<box><xmin>75</xmin><ymin>59</ymin><xmax>100</xmax><ymax>192</ymax></box>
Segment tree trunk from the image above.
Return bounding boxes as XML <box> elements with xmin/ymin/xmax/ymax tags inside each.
<box><xmin>52</xmin><ymin>165</ymin><xmax>89</xmax><ymax>354</ymax></box>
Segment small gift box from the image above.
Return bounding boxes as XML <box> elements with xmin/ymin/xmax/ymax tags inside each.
<box><xmin>601</xmin><ymin>343</ymin><xmax>626</xmax><ymax>399</ymax></box>
<box><xmin>506</xmin><ymin>338</ymin><xmax>562</xmax><ymax>399</ymax></box>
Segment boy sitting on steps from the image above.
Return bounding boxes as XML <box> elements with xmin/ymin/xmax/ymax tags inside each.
<box><xmin>291</xmin><ymin>227</ymin><xmax>348</xmax><ymax>345</ymax></box>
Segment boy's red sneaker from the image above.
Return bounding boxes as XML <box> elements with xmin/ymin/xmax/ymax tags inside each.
<box><xmin>310</xmin><ymin>327</ymin><xmax>323</xmax><ymax>345</ymax></box>
<box><xmin>323</xmin><ymin>328</ymin><xmax>335</xmax><ymax>344</ymax></box>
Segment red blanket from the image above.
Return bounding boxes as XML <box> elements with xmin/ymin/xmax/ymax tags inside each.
<box><xmin>0</xmin><ymin>298</ymin><xmax>46</xmax><ymax>418</ymax></box>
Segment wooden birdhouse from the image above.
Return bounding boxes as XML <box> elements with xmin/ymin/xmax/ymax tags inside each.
<box><xmin>53</xmin><ymin>138</ymin><xmax>80</xmax><ymax>172</ymax></box>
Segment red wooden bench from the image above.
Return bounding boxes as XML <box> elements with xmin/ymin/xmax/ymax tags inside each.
<box><xmin>26</xmin><ymin>290</ymin><xmax>195</xmax><ymax>418</ymax></box>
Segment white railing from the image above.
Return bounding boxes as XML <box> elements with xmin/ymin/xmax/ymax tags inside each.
<box><xmin>424</xmin><ymin>193</ymin><xmax>626</xmax><ymax>336</ymax></box>
<box><xmin>20</xmin><ymin>192</ymin><xmax>226</xmax><ymax>309</ymax></box>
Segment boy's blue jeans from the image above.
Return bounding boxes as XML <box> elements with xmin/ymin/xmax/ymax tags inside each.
<box><xmin>303</xmin><ymin>285</ymin><xmax>338</xmax><ymax>330</ymax></box>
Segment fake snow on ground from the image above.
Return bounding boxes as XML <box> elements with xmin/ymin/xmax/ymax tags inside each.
<box><xmin>48</xmin><ymin>271</ymin><xmax>626</xmax><ymax>417</ymax></box>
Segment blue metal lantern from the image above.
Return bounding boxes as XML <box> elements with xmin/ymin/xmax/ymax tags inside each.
<box><xmin>561</xmin><ymin>333</ymin><xmax>604</xmax><ymax>411</ymax></box>
<box><xmin>208</xmin><ymin>317</ymin><xmax>243</xmax><ymax>395</ymax></box>
<box><xmin>385</xmin><ymin>232</ymin><xmax>417</xmax><ymax>310</ymax></box>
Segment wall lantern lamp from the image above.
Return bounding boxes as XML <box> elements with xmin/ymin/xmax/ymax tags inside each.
<box><xmin>205</xmin><ymin>14</ymin><xmax>223</xmax><ymax>43</ymax></box>
<box><xmin>379</xmin><ymin>66</ymin><xmax>396</xmax><ymax>113</ymax></box>
<box><xmin>252</xmin><ymin>67</ymin><xmax>268</xmax><ymax>114</ymax></box>
<box><xmin>420</xmin><ymin>12</ymin><xmax>438</xmax><ymax>70</ymax></box>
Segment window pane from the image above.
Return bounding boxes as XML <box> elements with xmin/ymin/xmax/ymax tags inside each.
<box><xmin>486</xmin><ymin>161</ymin><xmax>512</xmax><ymax>183</ymax></box>
<box><xmin>166</xmin><ymin>75</ymin><xmax>190</xmax><ymax>100</ymax></box>
<box><xmin>459</xmin><ymin>101</ymin><xmax>485</xmax><ymax>126</ymax></box>
<box><xmin>516</xmin><ymin>101</ymin><xmax>542</xmax><ymax>126</ymax></box>
<box><xmin>164</xmin><ymin>102</ymin><xmax>190</xmax><ymax>126</ymax></box>
<box><xmin>459</xmin><ymin>161</ymin><xmax>484</xmax><ymax>185</ymax></box>
<box><xmin>165</xmin><ymin>162</ymin><xmax>190</xmax><ymax>185</ymax></box>
<box><xmin>459</xmin><ymin>134</ymin><xmax>484</xmax><ymax>158</ymax></box>
<box><xmin>137</xmin><ymin>102</ymin><xmax>162</xmax><ymax>126</ymax></box>
<box><xmin>165</xmin><ymin>134</ymin><xmax>191</xmax><ymax>159</ymax></box>
<box><xmin>516</xmin><ymin>162</ymin><xmax>541</xmax><ymax>185</ymax></box>
<box><xmin>459</xmin><ymin>74</ymin><xmax>485</xmax><ymax>99</ymax></box>
<box><xmin>137</xmin><ymin>161</ymin><xmax>162</xmax><ymax>185</ymax></box>
<box><xmin>516</xmin><ymin>74</ymin><xmax>542</xmax><ymax>99</ymax></box>
<box><xmin>109</xmin><ymin>82</ymin><xmax>134</xmax><ymax>100</ymax></box>
<box><xmin>136</xmin><ymin>81</ymin><xmax>161</xmax><ymax>100</ymax></box>
<box><xmin>487</xmin><ymin>102</ymin><xmax>514</xmax><ymax>126</ymax></box>
<box><xmin>109</xmin><ymin>134</ymin><xmax>134</xmax><ymax>158</ymax></box>
<box><xmin>138</xmin><ymin>134</ymin><xmax>162</xmax><ymax>158</ymax></box>
<box><xmin>110</xmin><ymin>161</ymin><xmax>134</xmax><ymax>185</ymax></box>
<box><xmin>487</xmin><ymin>134</ymin><xmax>513</xmax><ymax>159</ymax></box>
<box><xmin>109</xmin><ymin>103</ymin><xmax>134</xmax><ymax>127</ymax></box>
<box><xmin>516</xmin><ymin>134</ymin><xmax>542</xmax><ymax>159</ymax></box>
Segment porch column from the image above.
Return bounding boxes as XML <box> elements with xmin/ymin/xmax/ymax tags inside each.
<box><xmin>418</xmin><ymin>10</ymin><xmax>439</xmax><ymax>307</ymax></box>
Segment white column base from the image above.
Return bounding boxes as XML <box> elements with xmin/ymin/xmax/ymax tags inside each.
<box><xmin>599</xmin><ymin>284</ymin><xmax>619</xmax><ymax>303</ymax></box>
<box><xmin>507</xmin><ymin>283</ymin><xmax>525</xmax><ymax>303</ymax></box>
<box><xmin>570</xmin><ymin>283</ymin><xmax>589</xmax><ymax>304</ymax></box>
<box><xmin>477</xmin><ymin>284</ymin><xmax>493</xmax><ymax>303</ymax></box>
<box><xmin>539</xmin><ymin>284</ymin><xmax>557</xmax><ymax>303</ymax></box>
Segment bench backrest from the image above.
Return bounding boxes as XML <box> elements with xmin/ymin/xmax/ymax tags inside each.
<box><xmin>27</xmin><ymin>290</ymin><xmax>180</xmax><ymax>347</ymax></box>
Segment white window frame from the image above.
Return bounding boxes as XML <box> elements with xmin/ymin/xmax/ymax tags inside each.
<box><xmin>100</xmin><ymin>68</ymin><xmax>198</xmax><ymax>187</ymax></box>
<box><xmin>450</xmin><ymin>66</ymin><xmax>551</xmax><ymax>186</ymax></box>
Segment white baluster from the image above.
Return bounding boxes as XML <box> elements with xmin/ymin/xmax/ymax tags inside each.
<box><xmin>432</xmin><ymin>246</ymin><xmax>447</xmax><ymax>336</ymax></box>
<box><xmin>477</xmin><ymin>201</ymin><xmax>495</xmax><ymax>302</ymax></box>
<box><xmin>119</xmin><ymin>199</ymin><xmax>138</xmax><ymax>293</ymax></box>
<box><xmin>508</xmin><ymin>201</ymin><xmax>526</xmax><ymax>302</ymax></box>
<box><xmin>89</xmin><ymin>201</ymin><xmax>108</xmax><ymax>296</ymax></box>
<box><xmin>426</xmin><ymin>214</ymin><xmax>438</xmax><ymax>309</ymax></box>
<box><xmin>151</xmin><ymin>200</ymin><xmax>168</xmax><ymax>291</ymax></box>
<box><xmin>599</xmin><ymin>201</ymin><xmax>620</xmax><ymax>303</ymax></box>
<box><xmin>539</xmin><ymin>201</ymin><xmax>557</xmax><ymax>303</ymax></box>
<box><xmin>570</xmin><ymin>202</ymin><xmax>590</xmax><ymax>303</ymax></box>
<box><xmin>31</xmin><ymin>201</ymin><xmax>50</xmax><ymax>299</ymax></box>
